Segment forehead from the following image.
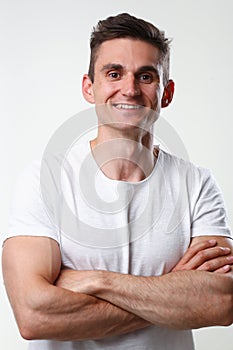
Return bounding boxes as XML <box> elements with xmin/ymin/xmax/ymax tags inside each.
<box><xmin>94</xmin><ymin>38</ymin><xmax>162</xmax><ymax>71</ymax></box>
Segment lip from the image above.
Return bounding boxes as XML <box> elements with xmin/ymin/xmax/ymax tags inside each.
<box><xmin>111</xmin><ymin>103</ymin><xmax>145</xmax><ymax>110</ymax></box>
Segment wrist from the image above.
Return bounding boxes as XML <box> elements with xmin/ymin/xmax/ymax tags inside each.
<box><xmin>94</xmin><ymin>270</ymin><xmax>114</xmax><ymax>297</ymax></box>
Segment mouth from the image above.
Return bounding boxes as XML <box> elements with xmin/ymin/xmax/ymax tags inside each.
<box><xmin>111</xmin><ymin>103</ymin><xmax>144</xmax><ymax>110</ymax></box>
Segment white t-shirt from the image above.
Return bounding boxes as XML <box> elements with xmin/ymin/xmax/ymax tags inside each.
<box><xmin>6</xmin><ymin>141</ymin><xmax>232</xmax><ymax>350</ymax></box>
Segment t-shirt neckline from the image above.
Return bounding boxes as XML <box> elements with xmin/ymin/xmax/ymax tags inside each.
<box><xmin>87</xmin><ymin>140</ymin><xmax>162</xmax><ymax>185</ymax></box>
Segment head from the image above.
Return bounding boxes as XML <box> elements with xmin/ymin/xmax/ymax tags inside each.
<box><xmin>88</xmin><ymin>13</ymin><xmax>171</xmax><ymax>87</ymax></box>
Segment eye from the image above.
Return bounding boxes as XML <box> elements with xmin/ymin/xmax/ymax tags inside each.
<box><xmin>107</xmin><ymin>71</ymin><xmax>121</xmax><ymax>80</ymax></box>
<box><xmin>138</xmin><ymin>73</ymin><xmax>153</xmax><ymax>83</ymax></box>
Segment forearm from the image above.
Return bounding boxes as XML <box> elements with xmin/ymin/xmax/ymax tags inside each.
<box><xmin>52</xmin><ymin>238</ymin><xmax>233</xmax><ymax>332</ymax></box>
<box><xmin>2</xmin><ymin>236</ymin><xmax>150</xmax><ymax>342</ymax></box>
<box><xmin>84</xmin><ymin>270</ymin><xmax>233</xmax><ymax>330</ymax></box>
<box><xmin>15</xmin><ymin>279</ymin><xmax>150</xmax><ymax>341</ymax></box>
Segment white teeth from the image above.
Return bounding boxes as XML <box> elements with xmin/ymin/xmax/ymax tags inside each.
<box><xmin>113</xmin><ymin>104</ymin><xmax>142</xmax><ymax>110</ymax></box>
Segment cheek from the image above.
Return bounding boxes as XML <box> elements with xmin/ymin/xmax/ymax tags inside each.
<box><xmin>93</xmin><ymin>84</ymin><xmax>117</xmax><ymax>103</ymax></box>
<box><xmin>143</xmin><ymin>86</ymin><xmax>161</xmax><ymax>104</ymax></box>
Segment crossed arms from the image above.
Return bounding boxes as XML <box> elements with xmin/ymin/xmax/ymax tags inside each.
<box><xmin>2</xmin><ymin>235</ymin><xmax>233</xmax><ymax>341</ymax></box>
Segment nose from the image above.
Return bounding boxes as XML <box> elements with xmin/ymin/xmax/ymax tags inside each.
<box><xmin>121</xmin><ymin>74</ymin><xmax>140</xmax><ymax>97</ymax></box>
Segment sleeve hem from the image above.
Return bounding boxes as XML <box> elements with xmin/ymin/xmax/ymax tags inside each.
<box><xmin>2</xmin><ymin>232</ymin><xmax>60</xmax><ymax>246</ymax></box>
<box><xmin>191</xmin><ymin>227</ymin><xmax>232</xmax><ymax>239</ymax></box>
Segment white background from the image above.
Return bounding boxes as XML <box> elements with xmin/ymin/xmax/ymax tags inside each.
<box><xmin>1</xmin><ymin>0</ymin><xmax>233</xmax><ymax>349</ymax></box>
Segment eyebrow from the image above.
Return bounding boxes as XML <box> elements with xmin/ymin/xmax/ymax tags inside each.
<box><xmin>100</xmin><ymin>63</ymin><xmax>123</xmax><ymax>72</ymax></box>
<box><xmin>100</xmin><ymin>63</ymin><xmax>159</xmax><ymax>77</ymax></box>
<box><xmin>137</xmin><ymin>65</ymin><xmax>159</xmax><ymax>76</ymax></box>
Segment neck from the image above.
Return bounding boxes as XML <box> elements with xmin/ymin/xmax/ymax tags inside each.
<box><xmin>90</xmin><ymin>125</ymin><xmax>157</xmax><ymax>182</ymax></box>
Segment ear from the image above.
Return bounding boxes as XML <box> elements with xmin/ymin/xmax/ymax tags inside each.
<box><xmin>82</xmin><ymin>74</ymin><xmax>95</xmax><ymax>104</ymax></box>
<box><xmin>161</xmin><ymin>79</ymin><xmax>175</xmax><ymax>108</ymax></box>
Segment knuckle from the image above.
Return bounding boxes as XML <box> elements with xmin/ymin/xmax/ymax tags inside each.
<box><xmin>203</xmin><ymin>262</ymin><xmax>211</xmax><ymax>270</ymax></box>
<box><xmin>187</xmin><ymin>247</ymin><xmax>196</xmax><ymax>255</ymax></box>
<box><xmin>217</xmin><ymin>247</ymin><xmax>226</xmax><ymax>255</ymax></box>
<box><xmin>197</xmin><ymin>251</ymin><xmax>206</xmax><ymax>260</ymax></box>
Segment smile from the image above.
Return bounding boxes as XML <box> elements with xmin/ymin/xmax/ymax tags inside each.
<box><xmin>112</xmin><ymin>103</ymin><xmax>143</xmax><ymax>110</ymax></box>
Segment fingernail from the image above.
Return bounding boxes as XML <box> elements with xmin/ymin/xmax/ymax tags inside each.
<box><xmin>226</xmin><ymin>256</ymin><xmax>233</xmax><ymax>261</ymax></box>
<box><xmin>209</xmin><ymin>240</ymin><xmax>217</xmax><ymax>244</ymax></box>
<box><xmin>222</xmin><ymin>265</ymin><xmax>230</xmax><ymax>271</ymax></box>
<box><xmin>222</xmin><ymin>247</ymin><xmax>231</xmax><ymax>252</ymax></box>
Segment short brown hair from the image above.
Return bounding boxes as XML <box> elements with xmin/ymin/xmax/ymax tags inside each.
<box><xmin>88</xmin><ymin>13</ymin><xmax>171</xmax><ymax>85</ymax></box>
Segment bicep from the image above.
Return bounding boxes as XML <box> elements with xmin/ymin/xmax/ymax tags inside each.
<box><xmin>2</xmin><ymin>236</ymin><xmax>61</xmax><ymax>309</ymax></box>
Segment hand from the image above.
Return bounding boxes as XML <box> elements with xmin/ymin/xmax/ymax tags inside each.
<box><xmin>172</xmin><ymin>239</ymin><xmax>233</xmax><ymax>273</ymax></box>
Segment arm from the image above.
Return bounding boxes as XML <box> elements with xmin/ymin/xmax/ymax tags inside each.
<box><xmin>2</xmin><ymin>236</ymin><xmax>150</xmax><ymax>341</ymax></box>
<box><xmin>58</xmin><ymin>236</ymin><xmax>233</xmax><ymax>330</ymax></box>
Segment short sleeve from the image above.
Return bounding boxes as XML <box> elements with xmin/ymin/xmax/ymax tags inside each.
<box><xmin>3</xmin><ymin>160</ymin><xmax>60</xmax><ymax>244</ymax></box>
<box><xmin>191</xmin><ymin>168</ymin><xmax>232</xmax><ymax>238</ymax></box>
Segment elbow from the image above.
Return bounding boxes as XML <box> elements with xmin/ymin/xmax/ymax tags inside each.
<box><xmin>17</xmin><ymin>323</ymin><xmax>35</xmax><ymax>341</ymax></box>
<box><xmin>19</xmin><ymin>314</ymin><xmax>50</xmax><ymax>340</ymax></box>
<box><xmin>15</xmin><ymin>286</ymin><xmax>56</xmax><ymax>340</ymax></box>
<box><xmin>17</xmin><ymin>309</ymin><xmax>44</xmax><ymax>340</ymax></box>
<box><xmin>19</xmin><ymin>325</ymin><xmax>36</xmax><ymax>341</ymax></box>
<box><xmin>218</xmin><ymin>276</ymin><xmax>233</xmax><ymax>327</ymax></box>
<box><xmin>201</xmin><ymin>274</ymin><xmax>233</xmax><ymax>328</ymax></box>
<box><xmin>220</xmin><ymin>294</ymin><xmax>233</xmax><ymax>327</ymax></box>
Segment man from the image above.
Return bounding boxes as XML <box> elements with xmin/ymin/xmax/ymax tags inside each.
<box><xmin>2</xmin><ymin>13</ymin><xmax>233</xmax><ymax>350</ymax></box>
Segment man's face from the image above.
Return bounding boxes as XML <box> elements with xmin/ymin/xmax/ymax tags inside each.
<box><xmin>83</xmin><ymin>38</ymin><xmax>167</xmax><ymax>130</ymax></box>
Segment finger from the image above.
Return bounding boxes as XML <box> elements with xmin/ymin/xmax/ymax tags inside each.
<box><xmin>197</xmin><ymin>255</ymin><xmax>233</xmax><ymax>272</ymax></box>
<box><xmin>185</xmin><ymin>247</ymin><xmax>231</xmax><ymax>270</ymax></box>
<box><xmin>177</xmin><ymin>240</ymin><xmax>217</xmax><ymax>265</ymax></box>
<box><xmin>213</xmin><ymin>265</ymin><xmax>231</xmax><ymax>274</ymax></box>
<box><xmin>174</xmin><ymin>246</ymin><xmax>231</xmax><ymax>272</ymax></box>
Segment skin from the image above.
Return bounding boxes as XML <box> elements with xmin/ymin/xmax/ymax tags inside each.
<box><xmin>82</xmin><ymin>38</ymin><xmax>174</xmax><ymax>182</ymax></box>
<box><xmin>2</xmin><ymin>236</ymin><xmax>233</xmax><ymax>341</ymax></box>
<box><xmin>2</xmin><ymin>236</ymin><xmax>151</xmax><ymax>340</ymax></box>
<box><xmin>56</xmin><ymin>259</ymin><xmax>233</xmax><ymax>330</ymax></box>
<box><xmin>2</xmin><ymin>38</ymin><xmax>233</xmax><ymax>341</ymax></box>
<box><xmin>55</xmin><ymin>237</ymin><xmax>233</xmax><ymax>331</ymax></box>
